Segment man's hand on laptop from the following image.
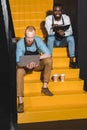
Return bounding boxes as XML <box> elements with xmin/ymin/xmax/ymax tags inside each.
<box><xmin>26</xmin><ymin>62</ymin><xmax>38</xmax><ymax>69</ymax></box>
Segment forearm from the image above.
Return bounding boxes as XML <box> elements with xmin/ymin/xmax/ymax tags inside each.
<box><xmin>40</xmin><ymin>54</ymin><xmax>51</xmax><ymax>59</ymax></box>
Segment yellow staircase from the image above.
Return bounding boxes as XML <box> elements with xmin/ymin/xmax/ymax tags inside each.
<box><xmin>9</xmin><ymin>0</ymin><xmax>87</xmax><ymax>124</ymax></box>
<box><xmin>18</xmin><ymin>48</ymin><xmax>87</xmax><ymax>124</ymax></box>
<box><xmin>10</xmin><ymin>0</ymin><xmax>53</xmax><ymax>39</ymax></box>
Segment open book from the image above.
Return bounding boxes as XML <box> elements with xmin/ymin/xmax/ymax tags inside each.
<box><xmin>53</xmin><ymin>24</ymin><xmax>70</xmax><ymax>32</ymax></box>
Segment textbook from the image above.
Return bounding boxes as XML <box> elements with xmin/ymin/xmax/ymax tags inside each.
<box><xmin>53</xmin><ymin>24</ymin><xmax>70</xmax><ymax>32</ymax></box>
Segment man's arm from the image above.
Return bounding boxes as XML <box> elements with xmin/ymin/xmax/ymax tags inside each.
<box><xmin>45</xmin><ymin>15</ymin><xmax>55</xmax><ymax>35</ymax></box>
<box><xmin>63</xmin><ymin>15</ymin><xmax>73</xmax><ymax>36</ymax></box>
<box><xmin>40</xmin><ymin>53</ymin><xmax>51</xmax><ymax>59</ymax></box>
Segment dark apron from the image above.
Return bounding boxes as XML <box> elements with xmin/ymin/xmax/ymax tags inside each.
<box><xmin>24</xmin><ymin>39</ymin><xmax>39</xmax><ymax>71</ymax></box>
<box><xmin>52</xmin><ymin>15</ymin><xmax>65</xmax><ymax>40</ymax></box>
<box><xmin>24</xmin><ymin>39</ymin><xmax>39</xmax><ymax>55</ymax></box>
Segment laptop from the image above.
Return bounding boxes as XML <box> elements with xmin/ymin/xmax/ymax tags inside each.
<box><xmin>18</xmin><ymin>55</ymin><xmax>40</xmax><ymax>67</ymax></box>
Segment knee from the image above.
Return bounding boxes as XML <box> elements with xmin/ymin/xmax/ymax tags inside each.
<box><xmin>48</xmin><ymin>36</ymin><xmax>55</xmax><ymax>42</ymax></box>
<box><xmin>17</xmin><ymin>68</ymin><xmax>25</xmax><ymax>75</ymax></box>
<box><xmin>45</xmin><ymin>57</ymin><xmax>53</xmax><ymax>66</ymax></box>
<box><xmin>67</xmin><ymin>35</ymin><xmax>75</xmax><ymax>43</ymax></box>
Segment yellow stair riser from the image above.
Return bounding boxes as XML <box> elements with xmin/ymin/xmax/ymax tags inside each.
<box><xmin>24</xmin><ymin>80</ymin><xmax>84</xmax><ymax>96</ymax></box>
<box><xmin>11</xmin><ymin>5</ymin><xmax>52</xmax><ymax>12</ymax></box>
<box><xmin>53</xmin><ymin>58</ymin><xmax>70</xmax><ymax>67</ymax></box>
<box><xmin>24</xmin><ymin>69</ymin><xmax>80</xmax><ymax>81</ymax></box>
<box><xmin>53</xmin><ymin>48</ymin><xmax>68</xmax><ymax>57</ymax></box>
<box><xmin>15</xmin><ymin>30</ymin><xmax>44</xmax><ymax>39</ymax></box>
<box><xmin>12</xmin><ymin>13</ymin><xmax>46</xmax><ymax>20</ymax></box>
<box><xmin>20</xmin><ymin>94</ymin><xmax>87</xmax><ymax>111</ymax></box>
<box><xmin>14</xmin><ymin>28</ymin><xmax>43</xmax><ymax>34</ymax></box>
<box><xmin>10</xmin><ymin>0</ymin><xmax>53</xmax><ymax>5</ymax></box>
<box><xmin>18</xmin><ymin>107</ymin><xmax>87</xmax><ymax>123</ymax></box>
<box><xmin>13</xmin><ymin>20</ymin><xmax>45</xmax><ymax>28</ymax></box>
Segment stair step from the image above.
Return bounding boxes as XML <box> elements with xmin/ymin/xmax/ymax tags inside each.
<box><xmin>24</xmin><ymin>79</ymin><xmax>84</xmax><ymax>96</ymax></box>
<box><xmin>18</xmin><ymin>93</ymin><xmax>87</xmax><ymax>123</ymax></box>
<box><xmin>14</xmin><ymin>28</ymin><xmax>43</xmax><ymax>39</ymax></box>
<box><xmin>13</xmin><ymin>19</ymin><xmax>45</xmax><ymax>27</ymax></box>
<box><xmin>53</xmin><ymin>57</ymin><xmax>69</xmax><ymax>67</ymax></box>
<box><xmin>24</xmin><ymin>68</ymin><xmax>80</xmax><ymax>81</ymax></box>
<box><xmin>10</xmin><ymin>0</ymin><xmax>53</xmax><ymax>5</ymax></box>
<box><xmin>23</xmin><ymin>93</ymin><xmax>87</xmax><ymax>110</ymax></box>
<box><xmin>12</xmin><ymin>12</ymin><xmax>46</xmax><ymax>20</ymax></box>
<box><xmin>53</xmin><ymin>48</ymin><xmax>68</xmax><ymax>57</ymax></box>
<box><xmin>11</xmin><ymin>5</ymin><xmax>52</xmax><ymax>12</ymax></box>
<box><xmin>10</xmin><ymin>0</ymin><xmax>53</xmax><ymax>38</ymax></box>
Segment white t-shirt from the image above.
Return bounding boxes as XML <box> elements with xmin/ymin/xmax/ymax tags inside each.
<box><xmin>45</xmin><ymin>14</ymin><xmax>73</xmax><ymax>36</ymax></box>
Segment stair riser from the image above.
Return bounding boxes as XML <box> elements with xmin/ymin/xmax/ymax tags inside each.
<box><xmin>14</xmin><ymin>28</ymin><xmax>43</xmax><ymax>38</ymax></box>
<box><xmin>23</xmin><ymin>94</ymin><xmax>87</xmax><ymax>111</ymax></box>
<box><xmin>12</xmin><ymin>13</ymin><xmax>46</xmax><ymax>20</ymax></box>
<box><xmin>53</xmin><ymin>58</ymin><xmax>69</xmax><ymax>67</ymax></box>
<box><xmin>53</xmin><ymin>48</ymin><xmax>68</xmax><ymax>57</ymax></box>
<box><xmin>24</xmin><ymin>69</ymin><xmax>80</xmax><ymax>81</ymax></box>
<box><xmin>11</xmin><ymin>5</ymin><xmax>52</xmax><ymax>12</ymax></box>
<box><xmin>10</xmin><ymin>0</ymin><xmax>53</xmax><ymax>5</ymax></box>
<box><xmin>18</xmin><ymin>107</ymin><xmax>87</xmax><ymax>123</ymax></box>
<box><xmin>24</xmin><ymin>80</ymin><xmax>84</xmax><ymax>96</ymax></box>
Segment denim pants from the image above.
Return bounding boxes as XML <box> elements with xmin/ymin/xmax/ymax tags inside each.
<box><xmin>47</xmin><ymin>35</ymin><xmax>75</xmax><ymax>57</ymax></box>
<box><xmin>17</xmin><ymin>57</ymin><xmax>52</xmax><ymax>97</ymax></box>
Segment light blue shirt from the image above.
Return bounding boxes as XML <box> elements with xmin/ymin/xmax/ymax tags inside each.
<box><xmin>16</xmin><ymin>36</ymin><xmax>50</xmax><ymax>63</ymax></box>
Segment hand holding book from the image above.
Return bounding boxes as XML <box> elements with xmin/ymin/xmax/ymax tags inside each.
<box><xmin>53</xmin><ymin>24</ymin><xmax>70</xmax><ymax>32</ymax></box>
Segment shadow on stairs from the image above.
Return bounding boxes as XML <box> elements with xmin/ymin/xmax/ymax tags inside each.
<box><xmin>18</xmin><ymin>119</ymin><xmax>87</xmax><ymax>130</ymax></box>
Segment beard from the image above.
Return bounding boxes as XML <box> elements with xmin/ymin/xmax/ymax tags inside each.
<box><xmin>54</xmin><ymin>14</ymin><xmax>62</xmax><ymax>21</ymax></box>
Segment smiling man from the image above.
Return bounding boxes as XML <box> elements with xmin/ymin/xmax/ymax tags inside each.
<box><xmin>45</xmin><ymin>3</ymin><xmax>77</xmax><ymax>68</ymax></box>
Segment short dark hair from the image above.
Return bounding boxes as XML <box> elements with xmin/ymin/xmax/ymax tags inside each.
<box><xmin>53</xmin><ymin>3</ymin><xmax>63</xmax><ymax>9</ymax></box>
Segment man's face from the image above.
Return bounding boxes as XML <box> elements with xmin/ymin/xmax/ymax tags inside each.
<box><xmin>53</xmin><ymin>6</ymin><xmax>63</xmax><ymax>20</ymax></box>
<box><xmin>25</xmin><ymin>30</ymin><xmax>35</xmax><ymax>46</ymax></box>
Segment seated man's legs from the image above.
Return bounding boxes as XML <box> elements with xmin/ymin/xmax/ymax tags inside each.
<box><xmin>17</xmin><ymin>58</ymin><xmax>53</xmax><ymax>113</ymax></box>
<box><xmin>34</xmin><ymin>57</ymin><xmax>53</xmax><ymax>96</ymax></box>
<box><xmin>17</xmin><ymin>67</ymin><xmax>26</xmax><ymax>113</ymax></box>
<box><xmin>55</xmin><ymin>35</ymin><xmax>77</xmax><ymax>68</ymax></box>
<box><xmin>47</xmin><ymin>35</ymin><xmax>55</xmax><ymax>55</ymax></box>
<box><xmin>66</xmin><ymin>35</ymin><xmax>77</xmax><ymax>68</ymax></box>
<box><xmin>66</xmin><ymin>35</ymin><xmax>75</xmax><ymax>58</ymax></box>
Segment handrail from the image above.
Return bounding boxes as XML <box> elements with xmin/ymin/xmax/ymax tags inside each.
<box><xmin>0</xmin><ymin>0</ymin><xmax>17</xmax><ymax>130</ymax></box>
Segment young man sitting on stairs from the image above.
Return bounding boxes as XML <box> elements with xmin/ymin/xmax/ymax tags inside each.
<box><xmin>45</xmin><ymin>3</ymin><xmax>78</xmax><ymax>68</ymax></box>
<box><xmin>16</xmin><ymin>26</ymin><xmax>53</xmax><ymax>113</ymax></box>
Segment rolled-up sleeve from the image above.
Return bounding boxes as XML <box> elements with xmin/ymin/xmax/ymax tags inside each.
<box><xmin>16</xmin><ymin>39</ymin><xmax>25</xmax><ymax>63</ymax></box>
<box><xmin>35</xmin><ymin>37</ymin><xmax>51</xmax><ymax>55</ymax></box>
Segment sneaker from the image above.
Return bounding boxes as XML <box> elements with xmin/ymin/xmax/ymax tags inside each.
<box><xmin>41</xmin><ymin>88</ymin><xmax>53</xmax><ymax>96</ymax></box>
<box><xmin>70</xmin><ymin>62</ymin><xmax>78</xmax><ymax>68</ymax></box>
<box><xmin>17</xmin><ymin>103</ymin><xmax>24</xmax><ymax>113</ymax></box>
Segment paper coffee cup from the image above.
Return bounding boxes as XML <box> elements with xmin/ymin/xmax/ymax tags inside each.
<box><xmin>53</xmin><ymin>74</ymin><xmax>58</xmax><ymax>82</ymax></box>
<box><xmin>60</xmin><ymin>74</ymin><xmax>65</xmax><ymax>82</ymax></box>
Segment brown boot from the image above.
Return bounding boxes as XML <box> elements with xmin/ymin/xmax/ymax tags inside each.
<box><xmin>41</xmin><ymin>88</ymin><xmax>53</xmax><ymax>96</ymax></box>
<box><xmin>17</xmin><ymin>103</ymin><xmax>24</xmax><ymax>113</ymax></box>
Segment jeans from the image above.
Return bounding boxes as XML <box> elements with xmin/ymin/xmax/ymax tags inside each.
<box><xmin>47</xmin><ymin>35</ymin><xmax>75</xmax><ymax>57</ymax></box>
<box><xmin>17</xmin><ymin>57</ymin><xmax>52</xmax><ymax>97</ymax></box>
